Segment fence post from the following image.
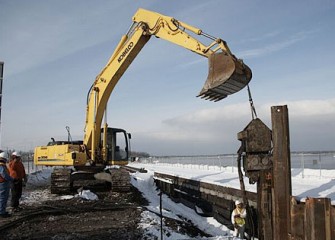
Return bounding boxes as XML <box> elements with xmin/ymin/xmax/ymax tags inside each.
<box><xmin>319</xmin><ymin>151</ymin><xmax>322</xmax><ymax>178</ymax></box>
<box><xmin>301</xmin><ymin>153</ymin><xmax>305</xmax><ymax>178</ymax></box>
<box><xmin>231</xmin><ymin>155</ymin><xmax>234</xmax><ymax>173</ymax></box>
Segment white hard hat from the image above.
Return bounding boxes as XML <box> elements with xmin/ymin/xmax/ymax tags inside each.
<box><xmin>12</xmin><ymin>151</ymin><xmax>21</xmax><ymax>157</ymax></box>
<box><xmin>235</xmin><ymin>200</ymin><xmax>242</xmax><ymax>206</ymax></box>
<box><xmin>0</xmin><ymin>152</ymin><xmax>8</xmax><ymax>160</ymax></box>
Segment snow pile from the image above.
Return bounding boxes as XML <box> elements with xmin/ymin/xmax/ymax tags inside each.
<box><xmin>26</xmin><ymin>168</ymin><xmax>52</xmax><ymax>187</ymax></box>
<box><xmin>22</xmin><ymin>169</ymin><xmax>97</xmax><ymax>203</ymax></box>
<box><xmin>76</xmin><ymin>189</ymin><xmax>99</xmax><ymax>201</ymax></box>
<box><xmin>21</xmin><ymin>169</ymin><xmax>55</xmax><ymax>205</ymax></box>
<box><xmin>131</xmin><ymin>170</ymin><xmax>232</xmax><ymax>239</ymax></box>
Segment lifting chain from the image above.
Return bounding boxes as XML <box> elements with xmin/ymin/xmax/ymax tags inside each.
<box><xmin>247</xmin><ymin>84</ymin><xmax>257</xmax><ymax>120</ymax></box>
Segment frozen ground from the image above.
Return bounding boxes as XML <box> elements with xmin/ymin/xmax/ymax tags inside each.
<box><xmin>18</xmin><ymin>163</ymin><xmax>335</xmax><ymax>239</ymax></box>
<box><xmin>21</xmin><ymin>168</ymin><xmax>233</xmax><ymax>239</ymax></box>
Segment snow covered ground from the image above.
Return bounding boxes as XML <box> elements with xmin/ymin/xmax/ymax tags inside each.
<box><xmin>128</xmin><ymin>162</ymin><xmax>335</xmax><ymax>205</ymax></box>
<box><xmin>130</xmin><ymin>167</ymin><xmax>233</xmax><ymax>239</ymax></box>
<box><xmin>20</xmin><ymin>163</ymin><xmax>335</xmax><ymax>239</ymax></box>
<box><xmin>129</xmin><ymin>162</ymin><xmax>335</xmax><ymax>239</ymax></box>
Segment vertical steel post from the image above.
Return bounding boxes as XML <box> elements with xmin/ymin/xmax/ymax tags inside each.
<box><xmin>305</xmin><ymin>198</ymin><xmax>332</xmax><ymax>240</ymax></box>
<box><xmin>0</xmin><ymin>62</ymin><xmax>3</xmax><ymax>147</ymax></box>
<box><xmin>257</xmin><ymin>170</ymin><xmax>273</xmax><ymax>240</ymax></box>
<box><xmin>290</xmin><ymin>197</ymin><xmax>305</xmax><ymax>239</ymax></box>
<box><xmin>271</xmin><ymin>105</ymin><xmax>292</xmax><ymax>239</ymax></box>
<box><xmin>159</xmin><ymin>191</ymin><xmax>163</xmax><ymax>240</ymax></box>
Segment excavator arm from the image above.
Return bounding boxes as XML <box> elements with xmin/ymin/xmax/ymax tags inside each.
<box><xmin>34</xmin><ymin>8</ymin><xmax>252</xmax><ymax>167</ymax></box>
<box><xmin>84</xmin><ymin>8</ymin><xmax>252</xmax><ymax>161</ymax></box>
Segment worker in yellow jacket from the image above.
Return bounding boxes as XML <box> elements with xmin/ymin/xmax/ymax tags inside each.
<box><xmin>231</xmin><ymin>200</ymin><xmax>247</xmax><ymax>239</ymax></box>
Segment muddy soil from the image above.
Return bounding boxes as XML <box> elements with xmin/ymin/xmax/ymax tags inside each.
<box><xmin>0</xmin><ymin>185</ymin><xmax>210</xmax><ymax>240</ymax></box>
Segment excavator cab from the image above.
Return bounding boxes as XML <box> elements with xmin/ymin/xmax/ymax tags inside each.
<box><xmin>102</xmin><ymin>128</ymin><xmax>130</xmax><ymax>165</ymax></box>
<box><xmin>198</xmin><ymin>52</ymin><xmax>252</xmax><ymax>102</ymax></box>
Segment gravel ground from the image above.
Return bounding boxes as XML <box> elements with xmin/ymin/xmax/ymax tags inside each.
<box><xmin>0</xmin><ymin>187</ymin><xmax>146</xmax><ymax>240</ymax></box>
<box><xmin>0</xmin><ymin>184</ymin><xmax>210</xmax><ymax>240</ymax></box>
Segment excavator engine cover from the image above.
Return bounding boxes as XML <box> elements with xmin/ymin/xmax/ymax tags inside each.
<box><xmin>198</xmin><ymin>52</ymin><xmax>252</xmax><ymax>101</ymax></box>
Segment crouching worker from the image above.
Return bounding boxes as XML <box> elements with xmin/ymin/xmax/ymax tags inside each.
<box><xmin>0</xmin><ymin>152</ymin><xmax>13</xmax><ymax>218</ymax></box>
<box><xmin>9</xmin><ymin>152</ymin><xmax>27</xmax><ymax>212</ymax></box>
<box><xmin>231</xmin><ymin>200</ymin><xmax>247</xmax><ymax>239</ymax></box>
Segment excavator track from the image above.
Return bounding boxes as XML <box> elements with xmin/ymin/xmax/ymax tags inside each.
<box><xmin>109</xmin><ymin>168</ymin><xmax>131</xmax><ymax>192</ymax></box>
<box><xmin>50</xmin><ymin>168</ymin><xmax>72</xmax><ymax>194</ymax></box>
<box><xmin>50</xmin><ymin>167</ymin><xmax>133</xmax><ymax>195</ymax></box>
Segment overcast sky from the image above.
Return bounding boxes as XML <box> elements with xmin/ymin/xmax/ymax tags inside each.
<box><xmin>0</xmin><ymin>0</ymin><xmax>334</xmax><ymax>155</ymax></box>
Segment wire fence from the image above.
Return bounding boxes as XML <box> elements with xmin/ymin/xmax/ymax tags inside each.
<box><xmin>137</xmin><ymin>152</ymin><xmax>335</xmax><ymax>178</ymax></box>
<box><xmin>22</xmin><ymin>155</ymin><xmax>46</xmax><ymax>174</ymax></box>
<box><xmin>20</xmin><ymin>152</ymin><xmax>335</xmax><ymax>178</ymax></box>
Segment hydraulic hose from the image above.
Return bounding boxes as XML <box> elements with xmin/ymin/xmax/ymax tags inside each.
<box><xmin>237</xmin><ymin>145</ymin><xmax>256</xmax><ymax>240</ymax></box>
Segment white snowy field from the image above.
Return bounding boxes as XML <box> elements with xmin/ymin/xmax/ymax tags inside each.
<box><xmin>20</xmin><ymin>163</ymin><xmax>335</xmax><ymax>239</ymax></box>
<box><xmin>128</xmin><ymin>162</ymin><xmax>335</xmax><ymax>205</ymax></box>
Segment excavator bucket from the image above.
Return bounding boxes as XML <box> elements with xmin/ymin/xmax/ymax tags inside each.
<box><xmin>198</xmin><ymin>52</ymin><xmax>252</xmax><ymax>102</ymax></box>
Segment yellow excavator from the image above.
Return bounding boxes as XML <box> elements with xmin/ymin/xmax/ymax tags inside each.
<box><xmin>34</xmin><ymin>8</ymin><xmax>252</xmax><ymax>194</ymax></box>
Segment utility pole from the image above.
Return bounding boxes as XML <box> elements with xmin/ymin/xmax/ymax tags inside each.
<box><xmin>0</xmin><ymin>61</ymin><xmax>4</xmax><ymax>148</ymax></box>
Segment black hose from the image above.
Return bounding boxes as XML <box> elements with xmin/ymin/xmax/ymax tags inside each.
<box><xmin>237</xmin><ymin>148</ymin><xmax>256</xmax><ymax>240</ymax></box>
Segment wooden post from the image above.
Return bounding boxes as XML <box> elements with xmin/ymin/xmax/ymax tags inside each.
<box><xmin>271</xmin><ymin>105</ymin><xmax>292</xmax><ymax>239</ymax></box>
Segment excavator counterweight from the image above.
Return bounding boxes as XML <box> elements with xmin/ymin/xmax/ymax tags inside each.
<box><xmin>198</xmin><ymin>52</ymin><xmax>252</xmax><ymax>102</ymax></box>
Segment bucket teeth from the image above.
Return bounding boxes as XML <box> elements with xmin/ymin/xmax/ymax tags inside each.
<box><xmin>198</xmin><ymin>52</ymin><xmax>252</xmax><ymax>102</ymax></box>
<box><xmin>198</xmin><ymin>90</ymin><xmax>227</xmax><ymax>102</ymax></box>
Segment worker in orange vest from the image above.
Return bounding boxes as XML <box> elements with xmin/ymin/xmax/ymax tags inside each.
<box><xmin>0</xmin><ymin>152</ymin><xmax>13</xmax><ymax>217</ymax></box>
<box><xmin>8</xmin><ymin>152</ymin><xmax>27</xmax><ymax>212</ymax></box>
<box><xmin>231</xmin><ymin>200</ymin><xmax>247</xmax><ymax>239</ymax></box>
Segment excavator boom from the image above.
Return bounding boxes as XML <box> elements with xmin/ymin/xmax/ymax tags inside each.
<box><xmin>83</xmin><ymin>8</ymin><xmax>252</xmax><ymax>159</ymax></box>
